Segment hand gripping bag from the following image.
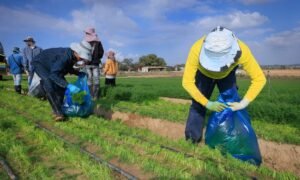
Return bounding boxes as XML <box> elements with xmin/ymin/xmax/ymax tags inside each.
<box><xmin>205</xmin><ymin>87</ymin><xmax>262</xmax><ymax>166</ymax></box>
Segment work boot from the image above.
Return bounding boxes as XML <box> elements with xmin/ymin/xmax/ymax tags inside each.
<box><xmin>15</xmin><ymin>85</ymin><xmax>22</xmax><ymax>94</ymax></box>
<box><xmin>93</xmin><ymin>84</ymin><xmax>100</xmax><ymax>100</ymax></box>
<box><xmin>18</xmin><ymin>85</ymin><xmax>22</xmax><ymax>94</ymax></box>
<box><xmin>14</xmin><ymin>85</ymin><xmax>18</xmax><ymax>93</ymax></box>
<box><xmin>46</xmin><ymin>92</ymin><xmax>65</xmax><ymax>121</ymax></box>
<box><xmin>54</xmin><ymin>115</ymin><xmax>65</xmax><ymax>122</ymax></box>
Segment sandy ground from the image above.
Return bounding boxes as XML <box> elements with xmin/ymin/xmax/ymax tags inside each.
<box><xmin>94</xmin><ymin>106</ymin><xmax>300</xmax><ymax>176</ymax></box>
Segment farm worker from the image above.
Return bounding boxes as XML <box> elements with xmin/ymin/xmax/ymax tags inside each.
<box><xmin>23</xmin><ymin>36</ymin><xmax>42</xmax><ymax>85</ymax></box>
<box><xmin>103</xmin><ymin>50</ymin><xmax>118</xmax><ymax>87</ymax></box>
<box><xmin>182</xmin><ymin>26</ymin><xmax>266</xmax><ymax>143</ymax></box>
<box><xmin>32</xmin><ymin>41</ymin><xmax>92</xmax><ymax>121</ymax></box>
<box><xmin>0</xmin><ymin>41</ymin><xmax>4</xmax><ymax>61</ymax></box>
<box><xmin>83</xmin><ymin>27</ymin><xmax>104</xmax><ymax>100</ymax></box>
<box><xmin>6</xmin><ymin>47</ymin><xmax>24</xmax><ymax>94</ymax></box>
<box><xmin>0</xmin><ymin>41</ymin><xmax>6</xmax><ymax>80</ymax></box>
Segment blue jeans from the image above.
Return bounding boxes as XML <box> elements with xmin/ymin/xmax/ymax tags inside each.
<box><xmin>185</xmin><ymin>67</ymin><xmax>238</xmax><ymax>143</ymax></box>
<box><xmin>86</xmin><ymin>65</ymin><xmax>100</xmax><ymax>86</ymax></box>
<box><xmin>12</xmin><ymin>74</ymin><xmax>22</xmax><ymax>86</ymax></box>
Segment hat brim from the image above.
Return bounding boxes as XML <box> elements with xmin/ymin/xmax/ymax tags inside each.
<box><xmin>199</xmin><ymin>39</ymin><xmax>240</xmax><ymax>72</ymax></box>
<box><xmin>70</xmin><ymin>42</ymin><xmax>92</xmax><ymax>61</ymax></box>
<box><xmin>24</xmin><ymin>39</ymin><xmax>35</xmax><ymax>42</ymax></box>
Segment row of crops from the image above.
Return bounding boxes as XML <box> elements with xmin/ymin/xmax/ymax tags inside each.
<box><xmin>0</xmin><ymin>76</ymin><xmax>299</xmax><ymax>179</ymax></box>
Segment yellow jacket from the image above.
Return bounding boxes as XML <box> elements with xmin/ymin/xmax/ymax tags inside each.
<box><xmin>182</xmin><ymin>36</ymin><xmax>266</xmax><ymax>106</ymax></box>
<box><xmin>104</xmin><ymin>59</ymin><xmax>118</xmax><ymax>76</ymax></box>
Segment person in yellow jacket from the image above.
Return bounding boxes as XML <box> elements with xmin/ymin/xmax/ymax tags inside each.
<box><xmin>103</xmin><ymin>50</ymin><xmax>118</xmax><ymax>86</ymax></box>
<box><xmin>182</xmin><ymin>26</ymin><xmax>266</xmax><ymax>143</ymax></box>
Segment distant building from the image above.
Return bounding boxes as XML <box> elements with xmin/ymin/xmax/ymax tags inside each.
<box><xmin>174</xmin><ymin>65</ymin><xmax>185</xmax><ymax>71</ymax></box>
<box><xmin>138</xmin><ymin>66</ymin><xmax>167</xmax><ymax>72</ymax></box>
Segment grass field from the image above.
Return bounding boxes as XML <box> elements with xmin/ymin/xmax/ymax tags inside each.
<box><xmin>0</xmin><ymin>75</ymin><xmax>299</xmax><ymax>178</ymax></box>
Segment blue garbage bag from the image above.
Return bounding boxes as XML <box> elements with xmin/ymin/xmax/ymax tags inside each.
<box><xmin>62</xmin><ymin>75</ymin><xmax>93</xmax><ymax>117</ymax></box>
<box><xmin>205</xmin><ymin>87</ymin><xmax>262</xmax><ymax>166</ymax></box>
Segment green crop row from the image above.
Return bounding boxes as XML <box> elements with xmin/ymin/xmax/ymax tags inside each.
<box><xmin>1</xmin><ymin>76</ymin><xmax>299</xmax><ymax>144</ymax></box>
<box><xmin>0</xmin><ymin>107</ymin><xmax>113</xmax><ymax>179</ymax></box>
<box><xmin>96</xmin><ymin>97</ymin><xmax>300</xmax><ymax>145</ymax></box>
<box><xmin>1</xmin><ymin>75</ymin><xmax>299</xmax><ymax>125</ymax></box>
<box><xmin>0</xmin><ymin>89</ymin><xmax>298</xmax><ymax>179</ymax></box>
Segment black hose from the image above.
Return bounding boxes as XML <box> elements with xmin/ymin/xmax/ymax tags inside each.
<box><xmin>0</xmin><ymin>156</ymin><xmax>18</xmax><ymax>180</ymax></box>
<box><xmin>35</xmin><ymin>123</ymin><xmax>138</xmax><ymax>180</ymax></box>
<box><xmin>0</xmin><ymin>103</ymin><xmax>138</xmax><ymax>180</ymax></box>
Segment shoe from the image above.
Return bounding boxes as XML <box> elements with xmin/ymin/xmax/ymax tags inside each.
<box><xmin>54</xmin><ymin>114</ymin><xmax>65</xmax><ymax>122</ymax></box>
<box><xmin>46</xmin><ymin>92</ymin><xmax>64</xmax><ymax>118</ymax></box>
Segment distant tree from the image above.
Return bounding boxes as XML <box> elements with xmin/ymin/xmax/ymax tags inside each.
<box><xmin>118</xmin><ymin>61</ymin><xmax>128</xmax><ymax>71</ymax></box>
<box><xmin>119</xmin><ymin>58</ymin><xmax>135</xmax><ymax>71</ymax></box>
<box><xmin>138</xmin><ymin>54</ymin><xmax>166</xmax><ymax>66</ymax></box>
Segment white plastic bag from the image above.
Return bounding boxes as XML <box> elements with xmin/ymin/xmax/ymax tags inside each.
<box><xmin>28</xmin><ymin>73</ymin><xmax>45</xmax><ymax>97</ymax></box>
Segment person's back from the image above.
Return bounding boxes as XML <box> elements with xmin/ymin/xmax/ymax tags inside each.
<box><xmin>7</xmin><ymin>47</ymin><xmax>23</xmax><ymax>94</ymax></box>
<box><xmin>104</xmin><ymin>58</ymin><xmax>118</xmax><ymax>75</ymax></box>
<box><xmin>32</xmin><ymin>48</ymin><xmax>74</xmax><ymax>74</ymax></box>
<box><xmin>8</xmin><ymin>53</ymin><xmax>23</xmax><ymax>74</ymax></box>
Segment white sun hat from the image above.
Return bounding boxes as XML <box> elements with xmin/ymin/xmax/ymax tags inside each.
<box><xmin>199</xmin><ymin>26</ymin><xmax>241</xmax><ymax>72</ymax></box>
<box><xmin>70</xmin><ymin>40</ymin><xmax>92</xmax><ymax>61</ymax></box>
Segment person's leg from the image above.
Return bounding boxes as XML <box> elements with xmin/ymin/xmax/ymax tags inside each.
<box><xmin>15</xmin><ymin>74</ymin><xmax>22</xmax><ymax>94</ymax></box>
<box><xmin>216</xmin><ymin>67</ymin><xmax>238</xmax><ymax>93</ymax></box>
<box><xmin>111</xmin><ymin>78</ymin><xmax>116</xmax><ymax>87</ymax></box>
<box><xmin>104</xmin><ymin>78</ymin><xmax>110</xmax><ymax>96</ymax></box>
<box><xmin>86</xmin><ymin>67</ymin><xmax>94</xmax><ymax>97</ymax></box>
<box><xmin>12</xmin><ymin>74</ymin><xmax>18</xmax><ymax>93</ymax></box>
<box><xmin>34</xmin><ymin>62</ymin><xmax>64</xmax><ymax>121</ymax></box>
<box><xmin>185</xmin><ymin>71</ymin><xmax>215</xmax><ymax>143</ymax></box>
<box><xmin>92</xmin><ymin>66</ymin><xmax>100</xmax><ymax>99</ymax></box>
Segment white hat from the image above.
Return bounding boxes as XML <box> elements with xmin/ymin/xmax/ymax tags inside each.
<box><xmin>70</xmin><ymin>41</ymin><xmax>92</xmax><ymax>61</ymax></box>
<box><xmin>199</xmin><ymin>26</ymin><xmax>241</xmax><ymax>72</ymax></box>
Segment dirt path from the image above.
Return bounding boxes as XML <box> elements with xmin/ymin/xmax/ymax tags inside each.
<box><xmin>159</xmin><ymin>97</ymin><xmax>191</xmax><ymax>104</ymax></box>
<box><xmin>94</xmin><ymin>106</ymin><xmax>300</xmax><ymax>176</ymax></box>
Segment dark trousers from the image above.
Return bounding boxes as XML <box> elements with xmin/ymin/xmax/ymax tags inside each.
<box><xmin>185</xmin><ymin>68</ymin><xmax>238</xmax><ymax>143</ymax></box>
<box><xmin>33</xmin><ymin>62</ymin><xmax>65</xmax><ymax>115</ymax></box>
<box><xmin>105</xmin><ymin>78</ymin><xmax>116</xmax><ymax>87</ymax></box>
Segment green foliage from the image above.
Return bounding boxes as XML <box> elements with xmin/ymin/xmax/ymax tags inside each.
<box><xmin>138</xmin><ymin>54</ymin><xmax>166</xmax><ymax>66</ymax></box>
<box><xmin>97</xmin><ymin>77</ymin><xmax>300</xmax><ymax>144</ymax></box>
<box><xmin>1</xmin><ymin>89</ymin><xmax>298</xmax><ymax>178</ymax></box>
<box><xmin>104</xmin><ymin>85</ymin><xmax>158</xmax><ymax>102</ymax></box>
<box><xmin>0</xmin><ymin>76</ymin><xmax>300</xmax><ymax>178</ymax></box>
<box><xmin>0</xmin><ymin>106</ymin><xmax>113</xmax><ymax>179</ymax></box>
<box><xmin>72</xmin><ymin>90</ymin><xmax>87</xmax><ymax>104</ymax></box>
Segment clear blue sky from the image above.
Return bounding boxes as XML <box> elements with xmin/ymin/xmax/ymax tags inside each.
<box><xmin>0</xmin><ymin>0</ymin><xmax>300</xmax><ymax>65</ymax></box>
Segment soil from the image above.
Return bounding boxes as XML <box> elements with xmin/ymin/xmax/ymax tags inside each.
<box><xmin>159</xmin><ymin>97</ymin><xmax>191</xmax><ymax>104</ymax></box>
<box><xmin>263</xmin><ymin>69</ymin><xmax>300</xmax><ymax>77</ymax></box>
<box><xmin>94</xmin><ymin>106</ymin><xmax>300</xmax><ymax>176</ymax></box>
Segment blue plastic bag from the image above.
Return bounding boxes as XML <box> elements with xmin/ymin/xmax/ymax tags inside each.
<box><xmin>62</xmin><ymin>75</ymin><xmax>93</xmax><ymax>117</ymax></box>
<box><xmin>205</xmin><ymin>87</ymin><xmax>262</xmax><ymax>166</ymax></box>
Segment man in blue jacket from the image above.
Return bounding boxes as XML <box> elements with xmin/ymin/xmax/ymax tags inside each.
<box><xmin>7</xmin><ymin>47</ymin><xmax>24</xmax><ymax>94</ymax></box>
<box><xmin>32</xmin><ymin>41</ymin><xmax>92</xmax><ymax>121</ymax></box>
<box><xmin>23</xmin><ymin>36</ymin><xmax>42</xmax><ymax>85</ymax></box>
